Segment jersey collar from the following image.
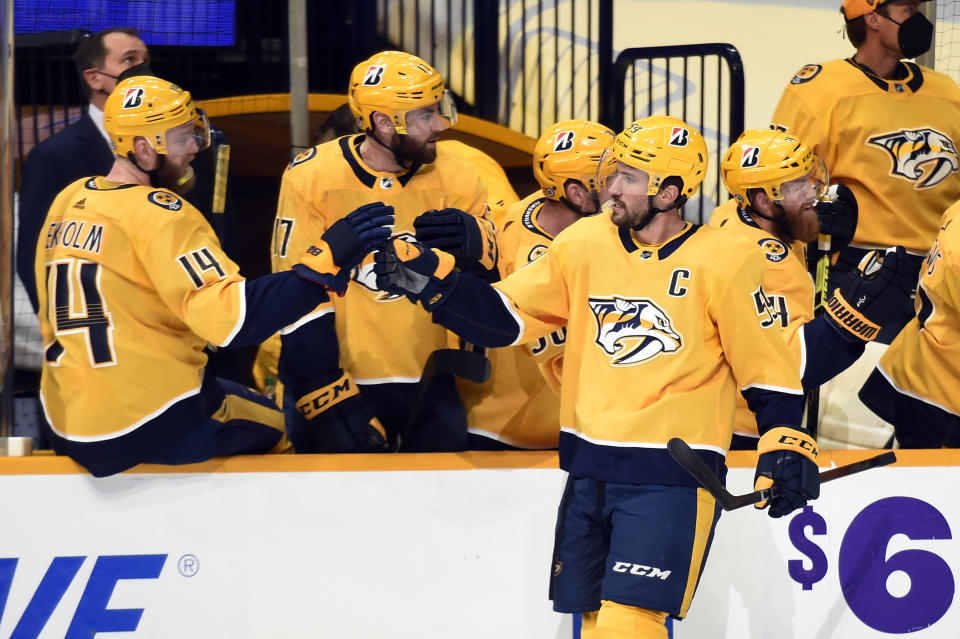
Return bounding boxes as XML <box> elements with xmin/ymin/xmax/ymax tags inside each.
<box><xmin>617</xmin><ymin>220</ymin><xmax>700</xmax><ymax>260</ymax></box>
<box><xmin>340</xmin><ymin>134</ymin><xmax>422</xmax><ymax>188</ymax></box>
<box><xmin>845</xmin><ymin>58</ymin><xmax>924</xmax><ymax>94</ymax></box>
<box><xmin>521</xmin><ymin>196</ymin><xmax>552</xmax><ymax>240</ymax></box>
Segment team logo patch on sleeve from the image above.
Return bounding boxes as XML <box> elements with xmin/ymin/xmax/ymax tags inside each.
<box><xmin>288</xmin><ymin>147</ymin><xmax>317</xmax><ymax>169</ymax></box>
<box><xmin>527</xmin><ymin>244</ymin><xmax>549</xmax><ymax>263</ymax></box>
<box><xmin>148</xmin><ymin>190</ymin><xmax>183</xmax><ymax>211</ymax></box>
<box><xmin>790</xmin><ymin>64</ymin><xmax>822</xmax><ymax>85</ymax></box>
<box><xmin>759</xmin><ymin>238</ymin><xmax>788</xmax><ymax>262</ymax></box>
<box><xmin>867</xmin><ymin>128</ymin><xmax>960</xmax><ymax>189</ymax></box>
<box><xmin>588</xmin><ymin>296</ymin><xmax>683</xmax><ymax>366</ymax></box>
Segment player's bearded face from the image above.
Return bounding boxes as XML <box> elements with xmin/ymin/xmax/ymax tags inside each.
<box><xmin>779</xmin><ymin>175</ymin><xmax>821</xmax><ymax>243</ymax></box>
<box><xmin>607</xmin><ymin>165</ymin><xmax>651</xmax><ymax>228</ymax></box>
<box><xmin>399</xmin><ymin>103</ymin><xmax>450</xmax><ymax>164</ymax></box>
<box><xmin>153</xmin><ymin>122</ymin><xmax>200</xmax><ymax>193</ymax></box>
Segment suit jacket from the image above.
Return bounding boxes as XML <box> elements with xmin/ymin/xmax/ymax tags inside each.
<box><xmin>17</xmin><ymin>111</ymin><xmax>114</xmax><ymax>311</ymax></box>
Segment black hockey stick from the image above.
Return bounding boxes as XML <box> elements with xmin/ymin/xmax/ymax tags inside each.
<box><xmin>667</xmin><ymin>438</ymin><xmax>896</xmax><ymax>511</ymax></box>
<box><xmin>396</xmin><ymin>348</ymin><xmax>491</xmax><ymax>452</ymax></box>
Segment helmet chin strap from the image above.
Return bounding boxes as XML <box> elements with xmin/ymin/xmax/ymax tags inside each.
<box><xmin>748</xmin><ymin>201</ymin><xmax>796</xmax><ymax>243</ymax></box>
<box><xmin>367</xmin><ymin>128</ymin><xmax>412</xmax><ymax>169</ymax></box>
<box><xmin>631</xmin><ymin>194</ymin><xmax>688</xmax><ymax>231</ymax></box>
<box><xmin>127</xmin><ymin>151</ymin><xmax>165</xmax><ymax>187</ymax></box>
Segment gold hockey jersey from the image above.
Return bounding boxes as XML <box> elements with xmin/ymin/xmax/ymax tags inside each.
<box><xmin>773</xmin><ymin>59</ymin><xmax>960</xmax><ymax>254</ymax></box>
<box><xmin>438</xmin><ymin>139</ymin><xmax>519</xmax><ymax>231</ymax></box>
<box><xmin>709</xmin><ymin>200</ymin><xmax>813</xmax><ymax>437</ymax></box>
<box><xmin>37</xmin><ymin>177</ymin><xmax>248</xmax><ymax>440</ymax></box>
<box><xmin>272</xmin><ymin>134</ymin><xmax>489</xmax><ymax>383</ymax></box>
<box><xmin>875</xmin><ymin>201</ymin><xmax>960</xmax><ymax>417</ymax></box>
<box><xmin>459</xmin><ymin>191</ymin><xmax>563</xmax><ymax>448</ymax></box>
<box><xmin>492</xmin><ymin>212</ymin><xmax>804</xmax><ymax>483</ymax></box>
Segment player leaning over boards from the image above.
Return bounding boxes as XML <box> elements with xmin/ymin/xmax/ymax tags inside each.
<box><xmin>458</xmin><ymin>119</ymin><xmax>615</xmax><ymax>450</ymax></box>
<box><xmin>374</xmin><ymin>116</ymin><xmax>818</xmax><ymax>638</ymax></box>
<box><xmin>271</xmin><ymin>51</ymin><xmax>494</xmax><ymax>452</ymax></box>
<box><xmin>772</xmin><ymin>0</ymin><xmax>960</xmax><ymax>447</ymax></box>
<box><xmin>710</xmin><ymin>129</ymin><xmax>914</xmax><ymax>449</ymax></box>
<box><xmin>36</xmin><ymin>76</ymin><xmax>393</xmax><ymax>477</ymax></box>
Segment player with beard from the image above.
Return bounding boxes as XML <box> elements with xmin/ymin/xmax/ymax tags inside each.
<box><xmin>373</xmin><ymin>116</ymin><xmax>819</xmax><ymax>637</ymax></box>
<box><xmin>271</xmin><ymin>51</ymin><xmax>494</xmax><ymax>452</ymax></box>
<box><xmin>35</xmin><ymin>76</ymin><xmax>394</xmax><ymax>476</ymax></box>
<box><xmin>710</xmin><ymin>128</ymin><xmax>915</xmax><ymax>448</ymax></box>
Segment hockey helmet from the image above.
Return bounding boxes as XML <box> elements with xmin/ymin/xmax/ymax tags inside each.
<box><xmin>534</xmin><ymin>119</ymin><xmax>616</xmax><ymax>199</ymax></box>
<box><xmin>721</xmin><ymin>128</ymin><xmax>827</xmax><ymax>206</ymax></box>
<box><xmin>605</xmin><ymin>115</ymin><xmax>708</xmax><ymax>197</ymax></box>
<box><xmin>348</xmin><ymin>51</ymin><xmax>457</xmax><ymax>135</ymax></box>
<box><xmin>104</xmin><ymin>76</ymin><xmax>210</xmax><ymax>158</ymax></box>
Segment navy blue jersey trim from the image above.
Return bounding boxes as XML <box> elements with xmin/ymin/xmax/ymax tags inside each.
<box><xmin>558</xmin><ymin>431</ymin><xmax>728</xmax><ymax>487</ymax></box>
<box><xmin>339</xmin><ymin>135</ymin><xmax>422</xmax><ymax>189</ymax></box>
<box><xmin>521</xmin><ymin>197</ymin><xmax>552</xmax><ymax>240</ymax></box>
<box><xmin>658</xmin><ymin>223</ymin><xmax>701</xmax><ymax>260</ymax></box>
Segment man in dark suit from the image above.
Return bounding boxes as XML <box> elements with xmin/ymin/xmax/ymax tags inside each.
<box><xmin>17</xmin><ymin>28</ymin><xmax>149</xmax><ymax>311</ymax></box>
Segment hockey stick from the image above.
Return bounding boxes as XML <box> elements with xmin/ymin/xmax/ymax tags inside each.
<box><xmin>805</xmin><ymin>228</ymin><xmax>832</xmax><ymax>439</ymax></box>
<box><xmin>666</xmin><ymin>438</ymin><xmax>896</xmax><ymax>511</ymax></box>
<box><xmin>396</xmin><ymin>348</ymin><xmax>491</xmax><ymax>452</ymax></box>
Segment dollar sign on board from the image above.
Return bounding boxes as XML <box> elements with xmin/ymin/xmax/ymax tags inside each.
<box><xmin>788</xmin><ymin>504</ymin><xmax>828</xmax><ymax>591</ymax></box>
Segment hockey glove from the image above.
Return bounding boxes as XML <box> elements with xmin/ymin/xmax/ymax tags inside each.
<box><xmin>754</xmin><ymin>426</ymin><xmax>820</xmax><ymax>518</ymax></box>
<box><xmin>814</xmin><ymin>184</ymin><xmax>858</xmax><ymax>252</ymax></box>
<box><xmin>373</xmin><ymin>239</ymin><xmax>458</xmax><ymax>311</ymax></box>
<box><xmin>294</xmin><ymin>202</ymin><xmax>394</xmax><ymax>293</ymax></box>
<box><xmin>291</xmin><ymin>369</ymin><xmax>389</xmax><ymax>453</ymax></box>
<box><xmin>825</xmin><ymin>246</ymin><xmax>915</xmax><ymax>342</ymax></box>
<box><xmin>414</xmin><ymin>208</ymin><xmax>498</xmax><ymax>271</ymax></box>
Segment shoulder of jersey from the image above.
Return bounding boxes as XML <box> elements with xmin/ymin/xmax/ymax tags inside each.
<box><xmin>145</xmin><ymin>188</ymin><xmax>187</xmax><ymax>213</ymax></box>
<box><xmin>690</xmin><ymin>224</ymin><xmax>765</xmax><ymax>272</ymax></box>
<box><xmin>786</xmin><ymin>59</ymin><xmax>851</xmax><ymax>86</ymax></box>
<box><xmin>919</xmin><ymin>66</ymin><xmax>960</xmax><ymax>99</ymax></box>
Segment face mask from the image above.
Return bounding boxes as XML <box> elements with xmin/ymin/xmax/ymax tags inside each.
<box><xmin>882</xmin><ymin>12</ymin><xmax>934</xmax><ymax>59</ymax></box>
<box><xmin>115</xmin><ymin>62</ymin><xmax>157</xmax><ymax>82</ymax></box>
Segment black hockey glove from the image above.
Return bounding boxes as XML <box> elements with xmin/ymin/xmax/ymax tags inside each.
<box><xmin>373</xmin><ymin>239</ymin><xmax>459</xmax><ymax>311</ymax></box>
<box><xmin>291</xmin><ymin>369</ymin><xmax>389</xmax><ymax>453</ymax></box>
<box><xmin>825</xmin><ymin>246</ymin><xmax>916</xmax><ymax>342</ymax></box>
<box><xmin>295</xmin><ymin>201</ymin><xmax>394</xmax><ymax>293</ymax></box>
<box><xmin>814</xmin><ymin>184</ymin><xmax>858</xmax><ymax>251</ymax></box>
<box><xmin>754</xmin><ymin>426</ymin><xmax>820</xmax><ymax>518</ymax></box>
<box><xmin>414</xmin><ymin>208</ymin><xmax>498</xmax><ymax>270</ymax></box>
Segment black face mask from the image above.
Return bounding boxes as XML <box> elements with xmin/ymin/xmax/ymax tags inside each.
<box><xmin>115</xmin><ymin>62</ymin><xmax>157</xmax><ymax>82</ymax></box>
<box><xmin>882</xmin><ymin>12</ymin><xmax>934</xmax><ymax>59</ymax></box>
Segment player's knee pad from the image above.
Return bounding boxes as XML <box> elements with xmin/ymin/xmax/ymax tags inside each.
<box><xmin>596</xmin><ymin>600</ymin><xmax>668</xmax><ymax>639</ymax></box>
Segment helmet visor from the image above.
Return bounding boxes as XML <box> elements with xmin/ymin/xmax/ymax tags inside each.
<box><xmin>166</xmin><ymin>108</ymin><xmax>211</xmax><ymax>155</ymax></box>
<box><xmin>438</xmin><ymin>90</ymin><xmax>458</xmax><ymax>126</ymax></box>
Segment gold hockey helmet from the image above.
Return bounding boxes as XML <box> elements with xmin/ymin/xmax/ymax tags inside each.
<box><xmin>104</xmin><ymin>75</ymin><xmax>210</xmax><ymax>157</ymax></box>
<box><xmin>721</xmin><ymin>128</ymin><xmax>826</xmax><ymax>206</ymax></box>
<box><xmin>607</xmin><ymin>115</ymin><xmax>708</xmax><ymax>197</ymax></box>
<box><xmin>348</xmin><ymin>51</ymin><xmax>457</xmax><ymax>135</ymax></box>
<box><xmin>533</xmin><ymin>119</ymin><xmax>616</xmax><ymax>199</ymax></box>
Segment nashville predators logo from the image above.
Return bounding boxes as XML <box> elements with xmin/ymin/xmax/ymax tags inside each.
<box><xmin>588</xmin><ymin>296</ymin><xmax>683</xmax><ymax>366</ymax></box>
<box><xmin>288</xmin><ymin>147</ymin><xmax>317</xmax><ymax>169</ymax></box>
<box><xmin>868</xmin><ymin>128</ymin><xmax>959</xmax><ymax>189</ymax></box>
<box><xmin>789</xmin><ymin>64</ymin><xmax>822</xmax><ymax>85</ymax></box>
<box><xmin>758</xmin><ymin>238</ymin><xmax>788</xmax><ymax>262</ymax></box>
<box><xmin>147</xmin><ymin>190</ymin><xmax>183</xmax><ymax>211</ymax></box>
<box><xmin>352</xmin><ymin>232</ymin><xmax>415</xmax><ymax>301</ymax></box>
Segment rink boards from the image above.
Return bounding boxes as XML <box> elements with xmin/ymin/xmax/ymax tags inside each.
<box><xmin>0</xmin><ymin>449</ymin><xmax>957</xmax><ymax>639</ymax></box>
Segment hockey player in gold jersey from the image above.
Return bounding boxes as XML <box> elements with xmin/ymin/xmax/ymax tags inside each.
<box><xmin>711</xmin><ymin>129</ymin><xmax>914</xmax><ymax>447</ymax></box>
<box><xmin>271</xmin><ymin>51</ymin><xmax>494</xmax><ymax>451</ymax></box>
<box><xmin>37</xmin><ymin>76</ymin><xmax>393</xmax><ymax>476</ymax></box>
<box><xmin>459</xmin><ymin>119</ymin><xmax>614</xmax><ymax>449</ymax></box>
<box><xmin>772</xmin><ymin>0</ymin><xmax>960</xmax><ymax>447</ymax></box>
<box><xmin>374</xmin><ymin>116</ymin><xmax>818</xmax><ymax>638</ymax></box>
<box><xmin>861</xmin><ymin>200</ymin><xmax>960</xmax><ymax>446</ymax></box>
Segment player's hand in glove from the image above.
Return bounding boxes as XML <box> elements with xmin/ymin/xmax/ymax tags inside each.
<box><xmin>754</xmin><ymin>426</ymin><xmax>820</xmax><ymax>518</ymax></box>
<box><xmin>825</xmin><ymin>246</ymin><xmax>916</xmax><ymax>342</ymax></box>
<box><xmin>295</xmin><ymin>202</ymin><xmax>394</xmax><ymax>293</ymax></box>
<box><xmin>374</xmin><ymin>238</ymin><xmax>458</xmax><ymax>310</ymax></box>
<box><xmin>413</xmin><ymin>208</ymin><xmax>498</xmax><ymax>271</ymax></box>
<box><xmin>291</xmin><ymin>369</ymin><xmax>389</xmax><ymax>453</ymax></box>
<box><xmin>814</xmin><ymin>183</ymin><xmax>858</xmax><ymax>251</ymax></box>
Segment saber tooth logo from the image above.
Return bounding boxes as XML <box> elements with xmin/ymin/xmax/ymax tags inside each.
<box><xmin>868</xmin><ymin>128</ymin><xmax>959</xmax><ymax>189</ymax></box>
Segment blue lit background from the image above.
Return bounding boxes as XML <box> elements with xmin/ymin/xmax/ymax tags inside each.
<box><xmin>15</xmin><ymin>0</ymin><xmax>236</xmax><ymax>46</ymax></box>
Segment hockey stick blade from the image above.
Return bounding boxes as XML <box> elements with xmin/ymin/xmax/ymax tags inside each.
<box><xmin>667</xmin><ymin>438</ymin><xmax>897</xmax><ymax>511</ymax></box>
